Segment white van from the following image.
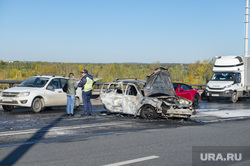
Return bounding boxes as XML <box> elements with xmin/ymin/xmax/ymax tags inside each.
<box><xmin>0</xmin><ymin>75</ymin><xmax>82</xmax><ymax>112</ymax></box>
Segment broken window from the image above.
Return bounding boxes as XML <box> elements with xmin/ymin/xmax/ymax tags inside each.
<box><xmin>126</xmin><ymin>85</ymin><xmax>138</xmax><ymax>96</ymax></box>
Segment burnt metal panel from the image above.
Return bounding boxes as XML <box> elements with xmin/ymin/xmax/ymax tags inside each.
<box><xmin>144</xmin><ymin>67</ymin><xmax>175</xmax><ymax>97</ymax></box>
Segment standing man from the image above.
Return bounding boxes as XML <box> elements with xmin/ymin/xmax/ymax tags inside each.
<box><xmin>78</xmin><ymin>69</ymin><xmax>94</xmax><ymax>116</ymax></box>
<box><xmin>66</xmin><ymin>73</ymin><xmax>78</xmax><ymax>116</ymax></box>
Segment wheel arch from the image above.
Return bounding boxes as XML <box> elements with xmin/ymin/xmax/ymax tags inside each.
<box><xmin>32</xmin><ymin>96</ymin><xmax>45</xmax><ymax>107</ymax></box>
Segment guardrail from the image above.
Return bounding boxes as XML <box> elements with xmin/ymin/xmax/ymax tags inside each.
<box><xmin>0</xmin><ymin>80</ymin><xmax>207</xmax><ymax>90</ymax></box>
<box><xmin>0</xmin><ymin>80</ymin><xmax>23</xmax><ymax>88</ymax></box>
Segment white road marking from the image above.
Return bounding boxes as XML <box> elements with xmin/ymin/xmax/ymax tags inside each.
<box><xmin>194</xmin><ymin>109</ymin><xmax>250</xmax><ymax>118</ymax></box>
<box><xmin>0</xmin><ymin>121</ymin><xmax>131</xmax><ymax>137</ymax></box>
<box><xmin>102</xmin><ymin>155</ymin><xmax>160</xmax><ymax>166</ymax></box>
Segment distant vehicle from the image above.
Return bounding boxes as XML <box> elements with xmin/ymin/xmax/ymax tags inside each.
<box><xmin>173</xmin><ymin>83</ymin><xmax>201</xmax><ymax>106</ymax></box>
<box><xmin>204</xmin><ymin>56</ymin><xmax>249</xmax><ymax>103</ymax></box>
<box><xmin>100</xmin><ymin>67</ymin><xmax>194</xmax><ymax>119</ymax></box>
<box><xmin>0</xmin><ymin>75</ymin><xmax>82</xmax><ymax>112</ymax></box>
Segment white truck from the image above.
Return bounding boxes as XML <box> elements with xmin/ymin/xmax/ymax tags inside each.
<box><xmin>204</xmin><ymin>56</ymin><xmax>250</xmax><ymax>103</ymax></box>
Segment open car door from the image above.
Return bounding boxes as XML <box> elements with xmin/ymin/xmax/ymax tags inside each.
<box><xmin>123</xmin><ymin>83</ymin><xmax>143</xmax><ymax>115</ymax></box>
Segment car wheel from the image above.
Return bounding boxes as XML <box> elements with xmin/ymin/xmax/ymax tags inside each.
<box><xmin>193</xmin><ymin>94</ymin><xmax>199</xmax><ymax>107</ymax></box>
<box><xmin>207</xmin><ymin>97</ymin><xmax>213</xmax><ymax>102</ymax></box>
<box><xmin>31</xmin><ymin>98</ymin><xmax>43</xmax><ymax>113</ymax></box>
<box><xmin>230</xmin><ymin>92</ymin><xmax>238</xmax><ymax>103</ymax></box>
<box><xmin>140</xmin><ymin>104</ymin><xmax>159</xmax><ymax>119</ymax></box>
<box><xmin>74</xmin><ymin>97</ymin><xmax>80</xmax><ymax>110</ymax></box>
<box><xmin>2</xmin><ymin>105</ymin><xmax>14</xmax><ymax>111</ymax></box>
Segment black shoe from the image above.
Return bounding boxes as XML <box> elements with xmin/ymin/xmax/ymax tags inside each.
<box><xmin>67</xmin><ymin>114</ymin><xmax>70</xmax><ymax>117</ymax></box>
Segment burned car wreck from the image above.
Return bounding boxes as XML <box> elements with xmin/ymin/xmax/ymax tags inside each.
<box><xmin>99</xmin><ymin>67</ymin><xmax>194</xmax><ymax>119</ymax></box>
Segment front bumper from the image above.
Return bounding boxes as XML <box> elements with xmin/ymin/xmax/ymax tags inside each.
<box><xmin>204</xmin><ymin>89</ymin><xmax>233</xmax><ymax>98</ymax></box>
<box><xmin>0</xmin><ymin>97</ymin><xmax>31</xmax><ymax>107</ymax></box>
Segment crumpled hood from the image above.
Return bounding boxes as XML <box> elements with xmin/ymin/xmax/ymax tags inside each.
<box><xmin>144</xmin><ymin>67</ymin><xmax>176</xmax><ymax>97</ymax></box>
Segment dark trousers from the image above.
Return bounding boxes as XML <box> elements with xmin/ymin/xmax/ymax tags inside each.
<box><xmin>82</xmin><ymin>90</ymin><xmax>92</xmax><ymax>115</ymax></box>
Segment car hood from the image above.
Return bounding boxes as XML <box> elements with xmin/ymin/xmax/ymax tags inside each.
<box><xmin>144</xmin><ymin>67</ymin><xmax>176</xmax><ymax>97</ymax></box>
<box><xmin>207</xmin><ymin>81</ymin><xmax>234</xmax><ymax>89</ymax></box>
<box><xmin>2</xmin><ymin>87</ymin><xmax>41</xmax><ymax>93</ymax></box>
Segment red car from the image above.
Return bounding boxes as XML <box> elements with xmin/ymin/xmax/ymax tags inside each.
<box><xmin>173</xmin><ymin>83</ymin><xmax>201</xmax><ymax>106</ymax></box>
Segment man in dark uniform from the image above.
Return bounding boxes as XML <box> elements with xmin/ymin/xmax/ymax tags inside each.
<box><xmin>78</xmin><ymin>69</ymin><xmax>94</xmax><ymax>115</ymax></box>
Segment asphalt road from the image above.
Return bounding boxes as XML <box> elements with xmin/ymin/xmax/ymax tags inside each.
<box><xmin>0</xmin><ymin>98</ymin><xmax>250</xmax><ymax>166</ymax></box>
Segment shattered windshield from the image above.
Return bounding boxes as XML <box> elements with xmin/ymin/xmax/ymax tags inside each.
<box><xmin>18</xmin><ymin>77</ymin><xmax>50</xmax><ymax>88</ymax></box>
<box><xmin>210</xmin><ymin>72</ymin><xmax>236</xmax><ymax>81</ymax></box>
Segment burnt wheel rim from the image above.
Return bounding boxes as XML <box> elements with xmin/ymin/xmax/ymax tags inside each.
<box><xmin>142</xmin><ymin>106</ymin><xmax>155</xmax><ymax>118</ymax></box>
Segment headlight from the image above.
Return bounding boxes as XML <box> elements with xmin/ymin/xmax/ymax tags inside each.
<box><xmin>18</xmin><ymin>92</ymin><xmax>30</xmax><ymax>97</ymax></box>
<box><xmin>179</xmin><ymin>99</ymin><xmax>190</xmax><ymax>105</ymax></box>
<box><xmin>226</xmin><ymin>84</ymin><xmax>232</xmax><ymax>88</ymax></box>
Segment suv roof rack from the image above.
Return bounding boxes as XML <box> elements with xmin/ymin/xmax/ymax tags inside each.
<box><xmin>39</xmin><ymin>74</ymin><xmax>56</xmax><ymax>77</ymax></box>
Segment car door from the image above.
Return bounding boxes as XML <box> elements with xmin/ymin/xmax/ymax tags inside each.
<box><xmin>176</xmin><ymin>84</ymin><xmax>191</xmax><ymax>100</ymax></box>
<box><xmin>99</xmin><ymin>83</ymin><xmax>124</xmax><ymax>113</ymax></box>
<box><xmin>44</xmin><ymin>78</ymin><xmax>67</xmax><ymax>106</ymax></box>
<box><xmin>123</xmin><ymin>83</ymin><xmax>143</xmax><ymax>115</ymax></box>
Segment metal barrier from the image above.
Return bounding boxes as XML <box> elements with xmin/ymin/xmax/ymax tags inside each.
<box><xmin>0</xmin><ymin>80</ymin><xmax>207</xmax><ymax>90</ymax></box>
<box><xmin>0</xmin><ymin>80</ymin><xmax>23</xmax><ymax>88</ymax></box>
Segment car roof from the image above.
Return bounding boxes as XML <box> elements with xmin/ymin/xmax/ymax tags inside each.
<box><xmin>174</xmin><ymin>83</ymin><xmax>192</xmax><ymax>89</ymax></box>
<box><xmin>33</xmin><ymin>75</ymin><xmax>66</xmax><ymax>79</ymax></box>
<box><xmin>113</xmin><ymin>79</ymin><xmax>146</xmax><ymax>86</ymax></box>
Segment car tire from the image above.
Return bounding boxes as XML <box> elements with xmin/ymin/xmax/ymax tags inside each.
<box><xmin>207</xmin><ymin>97</ymin><xmax>213</xmax><ymax>102</ymax></box>
<box><xmin>31</xmin><ymin>98</ymin><xmax>43</xmax><ymax>113</ymax></box>
<box><xmin>74</xmin><ymin>97</ymin><xmax>80</xmax><ymax>110</ymax></box>
<box><xmin>230</xmin><ymin>92</ymin><xmax>238</xmax><ymax>103</ymax></box>
<box><xmin>2</xmin><ymin>105</ymin><xmax>14</xmax><ymax>111</ymax></box>
<box><xmin>140</xmin><ymin>104</ymin><xmax>159</xmax><ymax>119</ymax></box>
<box><xmin>193</xmin><ymin>94</ymin><xmax>199</xmax><ymax>107</ymax></box>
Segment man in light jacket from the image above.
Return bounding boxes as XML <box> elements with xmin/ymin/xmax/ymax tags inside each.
<box><xmin>66</xmin><ymin>73</ymin><xmax>77</xmax><ymax>116</ymax></box>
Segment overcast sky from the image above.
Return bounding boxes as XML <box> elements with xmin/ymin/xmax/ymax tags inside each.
<box><xmin>0</xmin><ymin>0</ymin><xmax>247</xmax><ymax>64</ymax></box>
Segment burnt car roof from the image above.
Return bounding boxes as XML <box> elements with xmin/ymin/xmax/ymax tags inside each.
<box><xmin>144</xmin><ymin>67</ymin><xmax>176</xmax><ymax>97</ymax></box>
<box><xmin>113</xmin><ymin>79</ymin><xmax>146</xmax><ymax>86</ymax></box>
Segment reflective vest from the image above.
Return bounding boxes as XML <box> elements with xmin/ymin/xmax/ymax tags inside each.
<box><xmin>83</xmin><ymin>77</ymin><xmax>93</xmax><ymax>92</ymax></box>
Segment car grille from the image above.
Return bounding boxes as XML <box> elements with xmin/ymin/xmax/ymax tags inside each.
<box><xmin>208</xmin><ymin>87</ymin><xmax>225</xmax><ymax>90</ymax></box>
<box><xmin>0</xmin><ymin>100</ymin><xmax>18</xmax><ymax>104</ymax></box>
<box><xmin>2</xmin><ymin>92</ymin><xmax>19</xmax><ymax>97</ymax></box>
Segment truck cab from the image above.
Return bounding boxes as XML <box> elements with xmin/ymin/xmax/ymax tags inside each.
<box><xmin>204</xmin><ymin>56</ymin><xmax>244</xmax><ymax>103</ymax></box>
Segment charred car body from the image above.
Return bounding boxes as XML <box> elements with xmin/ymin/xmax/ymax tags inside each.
<box><xmin>100</xmin><ymin>67</ymin><xmax>194</xmax><ymax>119</ymax></box>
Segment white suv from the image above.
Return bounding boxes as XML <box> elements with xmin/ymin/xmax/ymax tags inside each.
<box><xmin>0</xmin><ymin>75</ymin><xmax>82</xmax><ymax>112</ymax></box>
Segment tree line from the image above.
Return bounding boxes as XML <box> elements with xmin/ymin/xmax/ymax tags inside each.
<box><xmin>0</xmin><ymin>59</ymin><xmax>214</xmax><ymax>88</ymax></box>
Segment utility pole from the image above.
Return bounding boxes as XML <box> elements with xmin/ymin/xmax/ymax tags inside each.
<box><xmin>245</xmin><ymin>0</ymin><xmax>249</xmax><ymax>57</ymax></box>
<box><xmin>245</xmin><ymin>0</ymin><xmax>250</xmax><ymax>89</ymax></box>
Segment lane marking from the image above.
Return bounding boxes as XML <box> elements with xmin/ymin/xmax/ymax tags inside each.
<box><xmin>0</xmin><ymin>121</ymin><xmax>131</xmax><ymax>137</ymax></box>
<box><xmin>102</xmin><ymin>155</ymin><xmax>160</xmax><ymax>166</ymax></box>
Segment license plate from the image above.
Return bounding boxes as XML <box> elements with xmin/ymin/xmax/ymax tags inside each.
<box><xmin>211</xmin><ymin>94</ymin><xmax>219</xmax><ymax>96</ymax></box>
<box><xmin>2</xmin><ymin>98</ymin><xmax>13</xmax><ymax>102</ymax></box>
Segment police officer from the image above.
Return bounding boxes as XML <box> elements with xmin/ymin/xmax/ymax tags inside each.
<box><xmin>78</xmin><ymin>69</ymin><xmax>94</xmax><ymax>116</ymax></box>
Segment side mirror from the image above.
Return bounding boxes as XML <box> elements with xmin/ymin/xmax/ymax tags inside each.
<box><xmin>235</xmin><ymin>77</ymin><xmax>241</xmax><ymax>83</ymax></box>
<box><xmin>179</xmin><ymin>88</ymin><xmax>184</xmax><ymax>92</ymax></box>
<box><xmin>206</xmin><ymin>77</ymin><xmax>209</xmax><ymax>83</ymax></box>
